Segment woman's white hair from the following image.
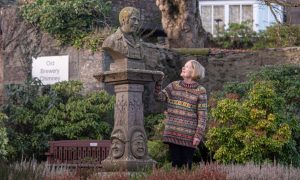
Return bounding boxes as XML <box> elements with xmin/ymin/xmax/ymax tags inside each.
<box><xmin>187</xmin><ymin>60</ymin><xmax>205</xmax><ymax>80</ymax></box>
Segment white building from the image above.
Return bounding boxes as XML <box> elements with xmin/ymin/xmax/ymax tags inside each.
<box><xmin>199</xmin><ymin>0</ymin><xmax>283</xmax><ymax>35</ymax></box>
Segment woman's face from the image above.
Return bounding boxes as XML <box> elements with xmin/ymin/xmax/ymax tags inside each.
<box><xmin>180</xmin><ymin>61</ymin><xmax>194</xmax><ymax>79</ymax></box>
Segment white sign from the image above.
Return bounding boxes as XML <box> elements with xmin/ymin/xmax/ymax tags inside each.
<box><xmin>32</xmin><ymin>55</ymin><xmax>69</xmax><ymax>85</ymax></box>
<box><xmin>90</xmin><ymin>143</ymin><xmax>98</xmax><ymax>147</ymax></box>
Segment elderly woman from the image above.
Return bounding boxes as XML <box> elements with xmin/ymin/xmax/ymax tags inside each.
<box><xmin>154</xmin><ymin>60</ymin><xmax>207</xmax><ymax>170</ymax></box>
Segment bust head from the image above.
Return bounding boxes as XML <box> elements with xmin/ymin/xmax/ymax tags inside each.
<box><xmin>119</xmin><ymin>7</ymin><xmax>140</xmax><ymax>33</ymax></box>
<box><xmin>111</xmin><ymin>129</ymin><xmax>126</xmax><ymax>159</ymax></box>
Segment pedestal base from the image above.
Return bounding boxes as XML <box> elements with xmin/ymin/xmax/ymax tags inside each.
<box><xmin>102</xmin><ymin>157</ymin><xmax>156</xmax><ymax>171</ymax></box>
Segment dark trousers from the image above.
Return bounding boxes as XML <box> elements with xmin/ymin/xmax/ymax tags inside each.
<box><xmin>169</xmin><ymin>143</ymin><xmax>195</xmax><ymax>170</ymax></box>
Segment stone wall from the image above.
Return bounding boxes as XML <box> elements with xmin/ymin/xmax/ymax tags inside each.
<box><xmin>287</xmin><ymin>7</ymin><xmax>300</xmax><ymax>24</ymax></box>
<box><xmin>208</xmin><ymin>47</ymin><xmax>300</xmax><ymax>91</ymax></box>
<box><xmin>286</xmin><ymin>0</ymin><xmax>300</xmax><ymax>24</ymax></box>
<box><xmin>181</xmin><ymin>48</ymin><xmax>300</xmax><ymax>93</ymax></box>
<box><xmin>144</xmin><ymin>47</ymin><xmax>300</xmax><ymax>113</ymax></box>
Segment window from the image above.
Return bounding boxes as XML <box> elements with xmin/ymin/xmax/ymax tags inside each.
<box><xmin>201</xmin><ymin>6</ymin><xmax>212</xmax><ymax>34</ymax></box>
<box><xmin>229</xmin><ymin>5</ymin><xmax>253</xmax><ymax>25</ymax></box>
<box><xmin>213</xmin><ymin>6</ymin><xmax>225</xmax><ymax>34</ymax></box>
<box><xmin>229</xmin><ymin>5</ymin><xmax>240</xmax><ymax>24</ymax></box>
<box><xmin>242</xmin><ymin>5</ymin><xmax>253</xmax><ymax>22</ymax></box>
<box><xmin>199</xmin><ymin>2</ymin><xmax>254</xmax><ymax>35</ymax></box>
<box><xmin>199</xmin><ymin>1</ymin><xmax>282</xmax><ymax>34</ymax></box>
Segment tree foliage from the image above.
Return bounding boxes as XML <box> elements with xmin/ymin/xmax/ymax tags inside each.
<box><xmin>21</xmin><ymin>0</ymin><xmax>112</xmax><ymax>48</ymax></box>
<box><xmin>1</xmin><ymin>79</ymin><xmax>114</xmax><ymax>160</ymax></box>
<box><xmin>206</xmin><ymin>65</ymin><xmax>300</xmax><ymax>166</ymax></box>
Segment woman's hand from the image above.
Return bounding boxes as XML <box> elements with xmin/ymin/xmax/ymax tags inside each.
<box><xmin>193</xmin><ymin>138</ymin><xmax>201</xmax><ymax>146</ymax></box>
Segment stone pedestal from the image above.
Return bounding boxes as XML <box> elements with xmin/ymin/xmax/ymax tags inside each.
<box><xmin>94</xmin><ymin>48</ymin><xmax>163</xmax><ymax>171</ymax></box>
<box><xmin>101</xmin><ymin>84</ymin><xmax>154</xmax><ymax>171</ymax></box>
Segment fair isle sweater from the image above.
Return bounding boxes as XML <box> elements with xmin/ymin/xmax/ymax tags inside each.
<box><xmin>155</xmin><ymin>80</ymin><xmax>207</xmax><ymax>149</ymax></box>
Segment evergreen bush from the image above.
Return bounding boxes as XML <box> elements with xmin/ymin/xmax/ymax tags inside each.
<box><xmin>206</xmin><ymin>65</ymin><xmax>300</xmax><ymax>166</ymax></box>
<box><xmin>1</xmin><ymin>79</ymin><xmax>114</xmax><ymax>160</ymax></box>
<box><xmin>254</xmin><ymin>24</ymin><xmax>300</xmax><ymax>49</ymax></box>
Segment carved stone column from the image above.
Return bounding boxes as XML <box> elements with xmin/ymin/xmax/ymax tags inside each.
<box><xmin>100</xmin><ymin>84</ymin><xmax>155</xmax><ymax>171</ymax></box>
<box><xmin>94</xmin><ymin>48</ymin><xmax>163</xmax><ymax>171</ymax></box>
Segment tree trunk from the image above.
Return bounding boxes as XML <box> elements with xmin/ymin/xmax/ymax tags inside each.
<box><xmin>156</xmin><ymin>0</ymin><xmax>207</xmax><ymax>48</ymax></box>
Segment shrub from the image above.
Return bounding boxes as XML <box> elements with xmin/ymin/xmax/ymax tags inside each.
<box><xmin>213</xmin><ymin>21</ymin><xmax>256</xmax><ymax>49</ymax></box>
<box><xmin>2</xmin><ymin>79</ymin><xmax>114</xmax><ymax>160</ymax></box>
<box><xmin>38</xmin><ymin>82</ymin><xmax>114</xmax><ymax>140</ymax></box>
<box><xmin>144</xmin><ymin>113</ymin><xmax>165</xmax><ymax>140</ymax></box>
<box><xmin>254</xmin><ymin>24</ymin><xmax>300</xmax><ymax>49</ymax></box>
<box><xmin>148</xmin><ymin>140</ymin><xmax>169</xmax><ymax>167</ymax></box>
<box><xmin>213</xmin><ymin>23</ymin><xmax>300</xmax><ymax>49</ymax></box>
<box><xmin>145</xmin><ymin>114</ymin><xmax>169</xmax><ymax>167</ymax></box>
<box><xmin>2</xmin><ymin>78</ymin><xmax>47</xmax><ymax>160</ymax></box>
<box><xmin>21</xmin><ymin>0</ymin><xmax>112</xmax><ymax>49</ymax></box>
<box><xmin>206</xmin><ymin>65</ymin><xmax>300</xmax><ymax>166</ymax></box>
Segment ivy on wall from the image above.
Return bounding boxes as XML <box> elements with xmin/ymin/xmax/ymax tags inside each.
<box><xmin>21</xmin><ymin>0</ymin><xmax>113</xmax><ymax>51</ymax></box>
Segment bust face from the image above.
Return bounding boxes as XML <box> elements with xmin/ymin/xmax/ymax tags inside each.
<box><xmin>131</xmin><ymin>132</ymin><xmax>146</xmax><ymax>158</ymax></box>
<box><xmin>111</xmin><ymin>138</ymin><xmax>125</xmax><ymax>159</ymax></box>
<box><xmin>121</xmin><ymin>12</ymin><xmax>140</xmax><ymax>34</ymax></box>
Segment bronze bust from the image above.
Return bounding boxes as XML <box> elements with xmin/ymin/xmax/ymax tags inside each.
<box><xmin>102</xmin><ymin>7</ymin><xmax>142</xmax><ymax>60</ymax></box>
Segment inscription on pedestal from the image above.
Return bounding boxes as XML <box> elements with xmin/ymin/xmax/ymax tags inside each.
<box><xmin>129</xmin><ymin>97</ymin><xmax>143</xmax><ymax>126</ymax></box>
<box><xmin>115</xmin><ymin>94</ymin><xmax>127</xmax><ymax>126</ymax></box>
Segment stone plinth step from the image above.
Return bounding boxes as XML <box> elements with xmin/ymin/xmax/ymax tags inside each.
<box><xmin>94</xmin><ymin>69</ymin><xmax>164</xmax><ymax>85</ymax></box>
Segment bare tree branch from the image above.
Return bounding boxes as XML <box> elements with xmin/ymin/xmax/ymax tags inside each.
<box><xmin>260</xmin><ymin>0</ymin><xmax>300</xmax><ymax>7</ymax></box>
<box><xmin>259</xmin><ymin>0</ymin><xmax>300</xmax><ymax>24</ymax></box>
<box><xmin>263</xmin><ymin>1</ymin><xmax>282</xmax><ymax>24</ymax></box>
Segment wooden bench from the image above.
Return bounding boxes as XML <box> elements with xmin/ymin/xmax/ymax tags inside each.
<box><xmin>45</xmin><ymin>140</ymin><xmax>111</xmax><ymax>168</ymax></box>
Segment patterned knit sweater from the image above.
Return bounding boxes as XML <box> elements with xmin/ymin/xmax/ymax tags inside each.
<box><xmin>155</xmin><ymin>80</ymin><xmax>207</xmax><ymax>149</ymax></box>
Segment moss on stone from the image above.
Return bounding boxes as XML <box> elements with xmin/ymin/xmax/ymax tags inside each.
<box><xmin>172</xmin><ymin>48</ymin><xmax>210</xmax><ymax>56</ymax></box>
